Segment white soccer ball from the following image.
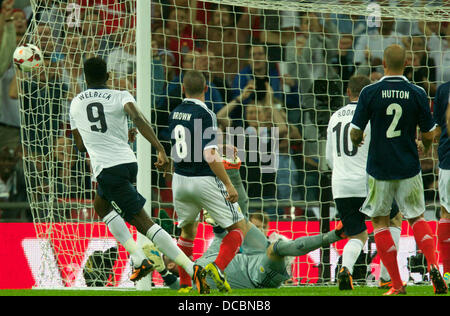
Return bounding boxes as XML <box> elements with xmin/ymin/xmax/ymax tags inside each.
<box><xmin>13</xmin><ymin>44</ymin><xmax>44</xmax><ymax>72</ymax></box>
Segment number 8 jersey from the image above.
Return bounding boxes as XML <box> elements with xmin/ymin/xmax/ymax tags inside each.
<box><xmin>351</xmin><ymin>75</ymin><xmax>436</xmax><ymax>180</ymax></box>
<box><xmin>326</xmin><ymin>101</ymin><xmax>370</xmax><ymax>199</ymax></box>
<box><xmin>69</xmin><ymin>88</ymin><xmax>137</xmax><ymax>178</ymax></box>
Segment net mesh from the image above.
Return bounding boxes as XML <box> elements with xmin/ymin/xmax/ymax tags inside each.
<box><xmin>15</xmin><ymin>0</ymin><xmax>448</xmax><ymax>288</ymax></box>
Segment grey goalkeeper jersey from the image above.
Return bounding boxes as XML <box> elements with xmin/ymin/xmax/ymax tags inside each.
<box><xmin>195</xmin><ymin>225</ymin><xmax>290</xmax><ymax>289</ymax></box>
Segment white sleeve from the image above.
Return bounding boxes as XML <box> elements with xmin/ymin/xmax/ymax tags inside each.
<box><xmin>326</xmin><ymin>123</ymin><xmax>333</xmax><ymax>170</ymax></box>
<box><xmin>121</xmin><ymin>91</ymin><xmax>136</xmax><ymax>107</ymax></box>
<box><xmin>69</xmin><ymin>101</ymin><xmax>77</xmax><ymax>130</ymax></box>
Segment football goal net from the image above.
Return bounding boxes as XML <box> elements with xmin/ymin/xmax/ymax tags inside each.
<box><xmin>16</xmin><ymin>0</ymin><xmax>449</xmax><ymax>289</ymax></box>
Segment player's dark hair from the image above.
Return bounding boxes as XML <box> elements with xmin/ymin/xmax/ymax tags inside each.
<box><xmin>183</xmin><ymin>70</ymin><xmax>206</xmax><ymax>97</ymax></box>
<box><xmin>84</xmin><ymin>56</ymin><xmax>109</xmax><ymax>86</ymax></box>
<box><xmin>348</xmin><ymin>75</ymin><xmax>371</xmax><ymax>98</ymax></box>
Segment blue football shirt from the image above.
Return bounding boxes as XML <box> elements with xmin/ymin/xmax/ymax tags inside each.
<box><xmin>433</xmin><ymin>81</ymin><xmax>450</xmax><ymax>170</ymax></box>
<box><xmin>351</xmin><ymin>75</ymin><xmax>436</xmax><ymax>180</ymax></box>
<box><xmin>168</xmin><ymin>98</ymin><xmax>218</xmax><ymax>177</ymax></box>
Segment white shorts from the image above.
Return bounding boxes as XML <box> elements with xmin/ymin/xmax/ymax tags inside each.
<box><xmin>361</xmin><ymin>173</ymin><xmax>425</xmax><ymax>219</ymax></box>
<box><xmin>172</xmin><ymin>173</ymin><xmax>244</xmax><ymax>229</ymax></box>
<box><xmin>439</xmin><ymin>168</ymin><xmax>450</xmax><ymax>213</ymax></box>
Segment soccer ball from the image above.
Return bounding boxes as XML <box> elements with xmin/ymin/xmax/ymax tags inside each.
<box><xmin>13</xmin><ymin>44</ymin><xmax>44</xmax><ymax>72</ymax></box>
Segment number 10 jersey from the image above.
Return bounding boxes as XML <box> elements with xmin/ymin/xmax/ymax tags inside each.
<box><xmin>326</xmin><ymin>102</ymin><xmax>370</xmax><ymax>199</ymax></box>
<box><xmin>69</xmin><ymin>88</ymin><xmax>137</xmax><ymax>178</ymax></box>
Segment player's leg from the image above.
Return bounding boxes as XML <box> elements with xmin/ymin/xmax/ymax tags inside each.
<box><xmin>176</xmin><ymin>222</ymin><xmax>198</xmax><ymax>291</ymax></box>
<box><xmin>379</xmin><ymin>205</ymin><xmax>402</xmax><ymax>289</ymax></box>
<box><xmin>438</xmin><ymin>207</ymin><xmax>450</xmax><ymax>278</ymax></box>
<box><xmin>438</xmin><ymin>168</ymin><xmax>450</xmax><ymax>277</ymax></box>
<box><xmin>396</xmin><ymin>173</ymin><xmax>447</xmax><ymax>294</ymax></box>
<box><xmin>269</xmin><ymin>227</ymin><xmax>344</xmax><ymax>261</ymax></box>
<box><xmin>94</xmin><ymin>193</ymin><xmax>149</xmax><ymax>275</ymax></box>
<box><xmin>334</xmin><ymin>197</ymin><xmax>368</xmax><ymax>290</ymax></box>
<box><xmin>200</xmin><ymin>177</ymin><xmax>248</xmax><ymax>292</ymax></box>
<box><xmin>395</xmin><ymin>173</ymin><xmax>447</xmax><ymax>294</ymax></box>
<box><xmin>361</xmin><ymin>176</ymin><xmax>405</xmax><ymax>294</ymax></box>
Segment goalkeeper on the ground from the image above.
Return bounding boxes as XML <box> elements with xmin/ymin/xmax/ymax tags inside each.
<box><xmin>144</xmin><ymin>220</ymin><xmax>346</xmax><ymax>290</ymax></box>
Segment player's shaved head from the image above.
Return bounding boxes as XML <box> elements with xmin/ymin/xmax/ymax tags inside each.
<box><xmin>183</xmin><ymin>70</ymin><xmax>206</xmax><ymax>97</ymax></box>
<box><xmin>383</xmin><ymin>44</ymin><xmax>406</xmax><ymax>72</ymax></box>
<box><xmin>348</xmin><ymin>75</ymin><xmax>371</xmax><ymax>99</ymax></box>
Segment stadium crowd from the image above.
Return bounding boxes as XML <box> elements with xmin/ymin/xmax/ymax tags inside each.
<box><xmin>0</xmin><ymin>0</ymin><xmax>448</xmax><ymax>222</ymax></box>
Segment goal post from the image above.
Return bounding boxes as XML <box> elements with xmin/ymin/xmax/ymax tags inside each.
<box><xmin>135</xmin><ymin>0</ymin><xmax>153</xmax><ymax>291</ymax></box>
<box><xmin>16</xmin><ymin>0</ymin><xmax>449</xmax><ymax>289</ymax></box>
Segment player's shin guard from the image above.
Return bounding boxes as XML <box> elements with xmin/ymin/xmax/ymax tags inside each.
<box><xmin>214</xmin><ymin>228</ymin><xmax>244</xmax><ymax>271</ymax></box>
<box><xmin>437</xmin><ymin>218</ymin><xmax>450</xmax><ymax>273</ymax></box>
<box><xmin>177</xmin><ymin>237</ymin><xmax>194</xmax><ymax>287</ymax></box>
<box><xmin>411</xmin><ymin>219</ymin><xmax>438</xmax><ymax>269</ymax></box>
<box><xmin>374</xmin><ymin>227</ymin><xmax>403</xmax><ymax>290</ymax></box>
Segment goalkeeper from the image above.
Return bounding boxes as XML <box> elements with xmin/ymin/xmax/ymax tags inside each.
<box><xmin>145</xmin><ymin>220</ymin><xmax>346</xmax><ymax>290</ymax></box>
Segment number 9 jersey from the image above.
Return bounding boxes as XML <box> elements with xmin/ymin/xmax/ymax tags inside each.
<box><xmin>69</xmin><ymin>88</ymin><xmax>137</xmax><ymax>178</ymax></box>
<box><xmin>326</xmin><ymin>101</ymin><xmax>370</xmax><ymax>199</ymax></box>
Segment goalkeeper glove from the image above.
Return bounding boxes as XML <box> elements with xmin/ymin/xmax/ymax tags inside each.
<box><xmin>142</xmin><ymin>242</ymin><xmax>166</xmax><ymax>273</ymax></box>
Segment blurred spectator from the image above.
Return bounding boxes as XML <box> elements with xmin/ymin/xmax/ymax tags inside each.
<box><xmin>155</xmin><ymin>50</ymin><xmax>224</xmax><ymax>154</ymax></box>
<box><xmin>263</xmin><ymin>82</ymin><xmax>303</xmax><ymax>216</ymax></box>
<box><xmin>237</xmin><ymin>98</ymin><xmax>278</xmax><ymax>219</ymax></box>
<box><xmin>249</xmin><ymin>211</ymin><xmax>270</xmax><ymax>236</ymax></box>
<box><xmin>106</xmin><ymin>27</ymin><xmax>136</xmax><ymax>91</ymax></box>
<box><xmin>420</xmin><ymin>21</ymin><xmax>450</xmax><ymax>86</ymax></box>
<box><xmin>18</xmin><ymin>56</ymin><xmax>68</xmax><ymax>199</ymax></box>
<box><xmin>285</xmin><ymin>12</ymin><xmax>341</xmax><ymax>111</ymax></box>
<box><xmin>165</xmin><ymin>6</ymin><xmax>198</xmax><ymax>69</ymax></box>
<box><xmin>329</xmin><ymin>13</ymin><xmax>368</xmax><ymax>40</ymax></box>
<box><xmin>0</xmin><ymin>1</ymin><xmax>21</xmax><ymax>152</ymax></box>
<box><xmin>230</xmin><ymin>44</ymin><xmax>284</xmax><ymax>126</ymax></box>
<box><xmin>61</xmin><ymin>32</ymin><xmax>86</xmax><ymax>101</ymax></box>
<box><xmin>331</xmin><ymin>34</ymin><xmax>357</xmax><ymax>94</ymax></box>
<box><xmin>32</xmin><ymin>0</ymin><xmax>65</xmax><ymax>52</ymax></box>
<box><xmin>0</xmin><ymin>145</ymin><xmax>28</xmax><ymax>220</ymax></box>
<box><xmin>354</xmin><ymin>16</ymin><xmax>403</xmax><ymax>76</ymax></box>
<box><xmin>403</xmin><ymin>34</ymin><xmax>437</xmax><ymax>97</ymax></box>
<box><xmin>199</xmin><ymin>4</ymin><xmax>252</xmax><ymax>93</ymax></box>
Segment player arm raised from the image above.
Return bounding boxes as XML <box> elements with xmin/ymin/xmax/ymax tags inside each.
<box><xmin>124</xmin><ymin>101</ymin><xmax>169</xmax><ymax>172</ymax></box>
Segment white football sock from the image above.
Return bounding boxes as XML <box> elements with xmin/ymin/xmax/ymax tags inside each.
<box><xmin>379</xmin><ymin>226</ymin><xmax>401</xmax><ymax>281</ymax></box>
<box><xmin>103</xmin><ymin>211</ymin><xmax>146</xmax><ymax>267</ymax></box>
<box><xmin>146</xmin><ymin>223</ymin><xmax>194</xmax><ymax>277</ymax></box>
<box><xmin>342</xmin><ymin>238</ymin><xmax>364</xmax><ymax>275</ymax></box>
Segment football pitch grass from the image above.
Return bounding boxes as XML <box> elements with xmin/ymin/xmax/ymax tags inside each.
<box><xmin>0</xmin><ymin>285</ymin><xmax>446</xmax><ymax>296</ymax></box>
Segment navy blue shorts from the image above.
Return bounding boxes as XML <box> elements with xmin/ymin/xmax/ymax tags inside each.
<box><xmin>96</xmin><ymin>162</ymin><xmax>146</xmax><ymax>222</ymax></box>
<box><xmin>335</xmin><ymin>197</ymin><xmax>401</xmax><ymax>236</ymax></box>
<box><xmin>335</xmin><ymin>197</ymin><xmax>367</xmax><ymax>236</ymax></box>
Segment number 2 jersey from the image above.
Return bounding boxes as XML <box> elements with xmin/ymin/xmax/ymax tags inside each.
<box><xmin>326</xmin><ymin>102</ymin><xmax>370</xmax><ymax>198</ymax></box>
<box><xmin>351</xmin><ymin>75</ymin><xmax>436</xmax><ymax>180</ymax></box>
<box><xmin>69</xmin><ymin>88</ymin><xmax>137</xmax><ymax>178</ymax></box>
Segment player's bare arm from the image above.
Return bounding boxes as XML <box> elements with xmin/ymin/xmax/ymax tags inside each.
<box><xmin>204</xmin><ymin>147</ymin><xmax>238</xmax><ymax>203</ymax></box>
<box><xmin>124</xmin><ymin>101</ymin><xmax>169</xmax><ymax>172</ymax></box>
<box><xmin>71</xmin><ymin>128</ymin><xmax>87</xmax><ymax>152</ymax></box>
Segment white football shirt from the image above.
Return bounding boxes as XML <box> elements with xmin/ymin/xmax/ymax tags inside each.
<box><xmin>69</xmin><ymin>88</ymin><xmax>137</xmax><ymax>178</ymax></box>
<box><xmin>326</xmin><ymin>102</ymin><xmax>370</xmax><ymax>198</ymax></box>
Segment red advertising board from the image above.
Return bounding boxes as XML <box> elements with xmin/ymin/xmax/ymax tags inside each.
<box><xmin>0</xmin><ymin>221</ymin><xmax>441</xmax><ymax>289</ymax></box>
